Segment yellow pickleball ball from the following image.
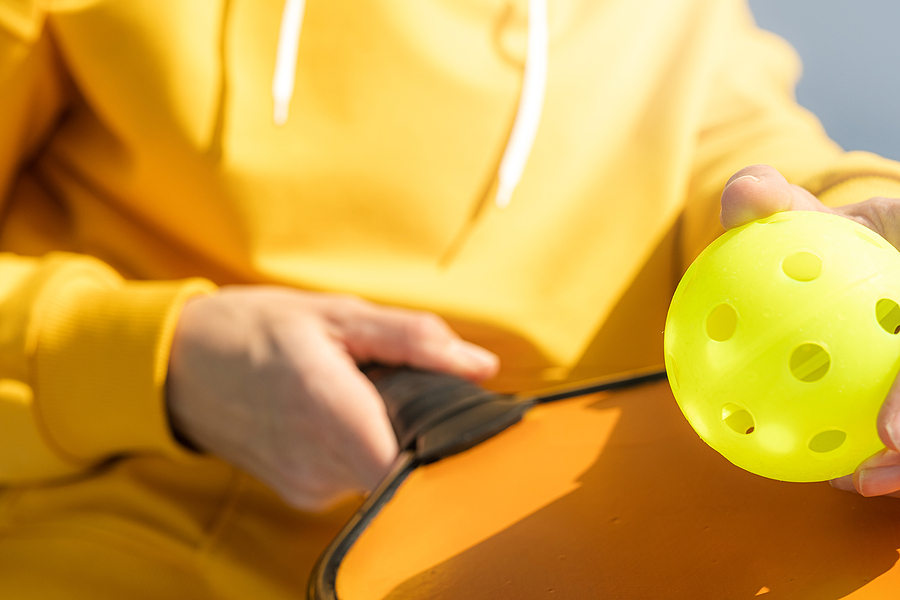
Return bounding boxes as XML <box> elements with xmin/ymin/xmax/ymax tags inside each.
<box><xmin>664</xmin><ymin>211</ymin><xmax>900</xmax><ymax>482</ymax></box>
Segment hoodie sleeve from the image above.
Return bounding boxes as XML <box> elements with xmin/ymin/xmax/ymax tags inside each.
<box><xmin>0</xmin><ymin>5</ymin><xmax>215</xmax><ymax>482</ymax></box>
<box><xmin>681</xmin><ymin>0</ymin><xmax>900</xmax><ymax>266</ymax></box>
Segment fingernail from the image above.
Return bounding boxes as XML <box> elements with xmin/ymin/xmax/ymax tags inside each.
<box><xmin>450</xmin><ymin>340</ymin><xmax>499</xmax><ymax>373</ymax></box>
<box><xmin>830</xmin><ymin>475</ymin><xmax>856</xmax><ymax>493</ymax></box>
<box><xmin>857</xmin><ymin>465</ymin><xmax>900</xmax><ymax>497</ymax></box>
<box><xmin>723</xmin><ymin>174</ymin><xmax>761</xmax><ymax>193</ymax></box>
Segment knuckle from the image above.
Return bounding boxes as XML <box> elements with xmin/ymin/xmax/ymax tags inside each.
<box><xmin>404</xmin><ymin>313</ymin><xmax>451</xmax><ymax>347</ymax></box>
<box><xmin>327</xmin><ymin>293</ymin><xmax>367</xmax><ymax>315</ymax></box>
<box><xmin>868</xmin><ymin>196</ymin><xmax>900</xmax><ymax>217</ymax></box>
<box><xmin>869</xmin><ymin>196</ymin><xmax>898</xmax><ymax>208</ymax></box>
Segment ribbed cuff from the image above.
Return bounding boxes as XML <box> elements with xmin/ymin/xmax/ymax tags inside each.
<box><xmin>816</xmin><ymin>175</ymin><xmax>900</xmax><ymax>209</ymax></box>
<box><xmin>803</xmin><ymin>151</ymin><xmax>900</xmax><ymax>208</ymax></box>
<box><xmin>31</xmin><ymin>262</ymin><xmax>216</xmax><ymax>465</ymax></box>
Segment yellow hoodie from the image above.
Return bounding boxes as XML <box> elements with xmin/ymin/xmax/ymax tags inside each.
<box><xmin>2</xmin><ymin>0</ymin><xmax>900</xmax><ymax>597</ymax></box>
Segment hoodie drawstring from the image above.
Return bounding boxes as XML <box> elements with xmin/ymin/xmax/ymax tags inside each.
<box><xmin>494</xmin><ymin>0</ymin><xmax>548</xmax><ymax>209</ymax></box>
<box><xmin>271</xmin><ymin>0</ymin><xmax>548</xmax><ymax>210</ymax></box>
<box><xmin>272</xmin><ymin>0</ymin><xmax>306</xmax><ymax>126</ymax></box>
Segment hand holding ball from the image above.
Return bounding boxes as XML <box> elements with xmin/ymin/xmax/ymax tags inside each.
<box><xmin>665</xmin><ymin>211</ymin><xmax>900</xmax><ymax>481</ymax></box>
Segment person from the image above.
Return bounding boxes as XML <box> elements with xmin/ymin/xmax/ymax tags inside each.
<box><xmin>1</xmin><ymin>0</ymin><xmax>899</xmax><ymax>597</ymax></box>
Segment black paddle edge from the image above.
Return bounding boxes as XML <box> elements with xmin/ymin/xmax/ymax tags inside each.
<box><xmin>529</xmin><ymin>368</ymin><xmax>668</xmax><ymax>404</ymax></box>
<box><xmin>307</xmin><ymin>367</ymin><xmax>670</xmax><ymax>600</ymax></box>
<box><xmin>308</xmin><ymin>451</ymin><xmax>419</xmax><ymax>600</ymax></box>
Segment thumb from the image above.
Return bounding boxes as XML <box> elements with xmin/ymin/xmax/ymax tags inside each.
<box><xmin>720</xmin><ymin>164</ymin><xmax>828</xmax><ymax>230</ymax></box>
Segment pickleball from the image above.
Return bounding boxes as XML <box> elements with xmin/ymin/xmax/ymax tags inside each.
<box><xmin>664</xmin><ymin>211</ymin><xmax>900</xmax><ymax>481</ymax></box>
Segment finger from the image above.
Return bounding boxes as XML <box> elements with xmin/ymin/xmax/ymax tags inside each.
<box><xmin>829</xmin><ymin>449</ymin><xmax>900</xmax><ymax>495</ymax></box>
<box><xmin>719</xmin><ymin>164</ymin><xmax>828</xmax><ymax>230</ymax></box>
<box><xmin>854</xmin><ymin>465</ymin><xmax>900</xmax><ymax>497</ymax></box>
<box><xmin>830</xmin><ymin>442</ymin><xmax>900</xmax><ymax>500</ymax></box>
<box><xmin>829</xmin><ymin>475</ymin><xmax>857</xmax><ymax>494</ymax></box>
<box><xmin>857</xmin><ymin>448</ymin><xmax>900</xmax><ymax>469</ymax></box>
<box><xmin>877</xmin><ymin>373</ymin><xmax>900</xmax><ymax>453</ymax></box>
<box><xmin>831</xmin><ymin>196</ymin><xmax>900</xmax><ymax>251</ymax></box>
<box><xmin>833</xmin><ymin>473</ymin><xmax>900</xmax><ymax>499</ymax></box>
<box><xmin>326</xmin><ymin>298</ymin><xmax>499</xmax><ymax>381</ymax></box>
<box><xmin>836</xmin><ymin>449</ymin><xmax>900</xmax><ymax>498</ymax></box>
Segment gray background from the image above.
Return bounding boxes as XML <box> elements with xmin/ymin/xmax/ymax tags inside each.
<box><xmin>749</xmin><ymin>0</ymin><xmax>900</xmax><ymax>161</ymax></box>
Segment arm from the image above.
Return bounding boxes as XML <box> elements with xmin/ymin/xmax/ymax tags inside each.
<box><xmin>680</xmin><ymin>1</ymin><xmax>900</xmax><ymax>497</ymax></box>
<box><xmin>0</xmin><ymin>8</ymin><xmax>211</xmax><ymax>481</ymax></box>
<box><xmin>0</xmin><ymin>253</ymin><xmax>213</xmax><ymax>481</ymax></box>
<box><xmin>0</xmin><ymin>9</ymin><xmax>499</xmax><ymax>507</ymax></box>
<box><xmin>681</xmin><ymin>0</ymin><xmax>900</xmax><ymax>268</ymax></box>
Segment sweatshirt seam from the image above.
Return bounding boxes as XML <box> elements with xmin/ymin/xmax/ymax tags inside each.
<box><xmin>197</xmin><ymin>469</ymin><xmax>248</xmax><ymax>559</ymax></box>
<box><xmin>0</xmin><ymin>519</ymin><xmax>206</xmax><ymax>573</ymax></box>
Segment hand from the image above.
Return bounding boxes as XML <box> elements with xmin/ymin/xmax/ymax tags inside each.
<box><xmin>720</xmin><ymin>164</ymin><xmax>900</xmax><ymax>498</ymax></box>
<box><xmin>165</xmin><ymin>286</ymin><xmax>499</xmax><ymax>511</ymax></box>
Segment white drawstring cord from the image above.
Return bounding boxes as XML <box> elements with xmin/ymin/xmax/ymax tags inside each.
<box><xmin>270</xmin><ymin>0</ymin><xmax>548</xmax><ymax>208</ymax></box>
<box><xmin>272</xmin><ymin>0</ymin><xmax>306</xmax><ymax>126</ymax></box>
<box><xmin>495</xmin><ymin>0</ymin><xmax>548</xmax><ymax>209</ymax></box>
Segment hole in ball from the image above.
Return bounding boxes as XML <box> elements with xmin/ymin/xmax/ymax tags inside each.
<box><xmin>722</xmin><ymin>403</ymin><xmax>755</xmax><ymax>435</ymax></box>
<box><xmin>782</xmin><ymin>251</ymin><xmax>822</xmax><ymax>282</ymax></box>
<box><xmin>876</xmin><ymin>298</ymin><xmax>900</xmax><ymax>335</ymax></box>
<box><xmin>790</xmin><ymin>343</ymin><xmax>831</xmax><ymax>382</ymax></box>
<box><xmin>706</xmin><ymin>303</ymin><xmax>737</xmax><ymax>342</ymax></box>
<box><xmin>809</xmin><ymin>430</ymin><xmax>847</xmax><ymax>453</ymax></box>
